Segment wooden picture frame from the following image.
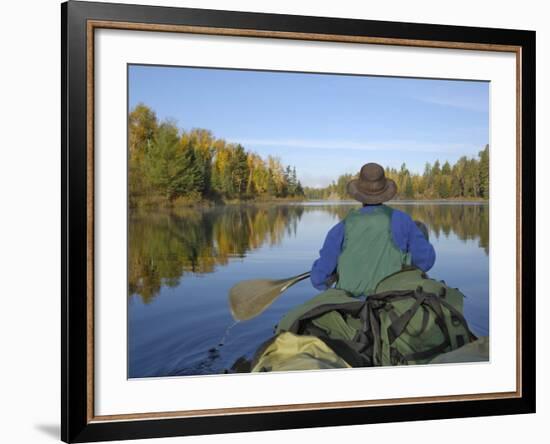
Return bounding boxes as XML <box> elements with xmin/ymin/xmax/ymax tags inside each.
<box><xmin>61</xmin><ymin>1</ymin><xmax>536</xmax><ymax>442</ymax></box>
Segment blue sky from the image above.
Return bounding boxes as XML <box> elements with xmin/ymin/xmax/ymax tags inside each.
<box><xmin>129</xmin><ymin>65</ymin><xmax>489</xmax><ymax>188</ymax></box>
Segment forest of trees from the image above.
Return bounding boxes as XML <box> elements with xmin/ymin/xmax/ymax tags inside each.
<box><xmin>130</xmin><ymin>103</ymin><xmax>489</xmax><ymax>206</ymax></box>
<box><xmin>129</xmin><ymin>104</ymin><xmax>304</xmax><ymax>207</ymax></box>
<box><xmin>304</xmin><ymin>145</ymin><xmax>489</xmax><ymax>201</ymax></box>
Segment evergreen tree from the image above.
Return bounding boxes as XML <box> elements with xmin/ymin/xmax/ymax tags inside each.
<box><xmin>229</xmin><ymin>144</ymin><xmax>249</xmax><ymax>197</ymax></box>
<box><xmin>450</xmin><ymin>176</ymin><xmax>461</xmax><ymax>197</ymax></box>
<box><xmin>404</xmin><ymin>176</ymin><xmax>414</xmax><ymax>198</ymax></box>
<box><xmin>432</xmin><ymin>160</ymin><xmax>441</xmax><ymax>176</ymax></box>
<box><xmin>479</xmin><ymin>145</ymin><xmax>489</xmax><ymax>198</ymax></box>
<box><xmin>438</xmin><ymin>176</ymin><xmax>450</xmax><ymax>198</ymax></box>
<box><xmin>423</xmin><ymin>162</ymin><xmax>432</xmax><ymax>177</ymax></box>
<box><xmin>295</xmin><ymin>180</ymin><xmax>304</xmax><ymax>197</ymax></box>
<box><xmin>168</xmin><ymin>146</ymin><xmax>202</xmax><ymax>199</ymax></box>
<box><xmin>423</xmin><ymin>162</ymin><xmax>433</xmax><ymax>194</ymax></box>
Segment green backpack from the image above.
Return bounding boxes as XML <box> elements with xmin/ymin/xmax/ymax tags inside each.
<box><xmin>275</xmin><ymin>268</ymin><xmax>478</xmax><ymax>367</ymax></box>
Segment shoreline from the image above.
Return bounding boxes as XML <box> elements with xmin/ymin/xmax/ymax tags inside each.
<box><xmin>130</xmin><ymin>196</ymin><xmax>488</xmax><ymax>211</ymax></box>
<box><xmin>305</xmin><ymin>198</ymin><xmax>488</xmax><ymax>204</ymax></box>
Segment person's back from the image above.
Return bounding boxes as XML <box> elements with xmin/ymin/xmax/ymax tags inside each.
<box><xmin>311</xmin><ymin>163</ymin><xmax>435</xmax><ymax>296</ymax></box>
<box><xmin>336</xmin><ymin>204</ymin><xmax>410</xmax><ymax>296</ymax></box>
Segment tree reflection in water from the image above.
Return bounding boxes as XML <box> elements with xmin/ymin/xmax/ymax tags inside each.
<box><xmin>128</xmin><ymin>203</ymin><xmax>488</xmax><ymax>303</ymax></box>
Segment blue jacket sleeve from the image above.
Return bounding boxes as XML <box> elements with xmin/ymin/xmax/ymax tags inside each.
<box><xmin>310</xmin><ymin>221</ymin><xmax>345</xmax><ymax>290</ymax></box>
<box><xmin>408</xmin><ymin>220</ymin><xmax>436</xmax><ymax>271</ymax></box>
<box><xmin>391</xmin><ymin>210</ymin><xmax>436</xmax><ymax>272</ymax></box>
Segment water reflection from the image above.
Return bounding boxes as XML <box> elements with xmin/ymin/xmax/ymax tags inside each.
<box><xmin>129</xmin><ymin>203</ymin><xmax>488</xmax><ymax>303</ymax></box>
<box><xmin>128</xmin><ymin>205</ymin><xmax>304</xmax><ymax>303</ymax></box>
<box><xmin>391</xmin><ymin>203</ymin><xmax>489</xmax><ymax>254</ymax></box>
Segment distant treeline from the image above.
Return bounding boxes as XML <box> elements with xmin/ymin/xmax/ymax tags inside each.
<box><xmin>129</xmin><ymin>104</ymin><xmax>304</xmax><ymax>207</ymax></box>
<box><xmin>304</xmin><ymin>145</ymin><xmax>489</xmax><ymax>201</ymax></box>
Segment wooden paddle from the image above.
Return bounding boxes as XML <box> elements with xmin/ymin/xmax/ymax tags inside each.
<box><xmin>228</xmin><ymin>272</ymin><xmax>311</xmax><ymax>321</ymax></box>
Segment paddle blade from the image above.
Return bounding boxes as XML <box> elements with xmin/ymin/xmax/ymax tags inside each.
<box><xmin>229</xmin><ymin>278</ymin><xmax>287</xmax><ymax>321</ymax></box>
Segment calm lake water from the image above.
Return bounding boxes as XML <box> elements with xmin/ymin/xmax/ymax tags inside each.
<box><xmin>128</xmin><ymin>202</ymin><xmax>489</xmax><ymax>378</ymax></box>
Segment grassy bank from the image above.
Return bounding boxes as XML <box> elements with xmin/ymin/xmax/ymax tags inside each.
<box><xmin>130</xmin><ymin>194</ymin><xmax>307</xmax><ymax>210</ymax></box>
<box><xmin>130</xmin><ymin>195</ymin><xmax>489</xmax><ymax>211</ymax></box>
<box><xmin>389</xmin><ymin>196</ymin><xmax>488</xmax><ymax>203</ymax></box>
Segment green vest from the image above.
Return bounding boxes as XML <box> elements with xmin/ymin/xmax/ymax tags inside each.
<box><xmin>336</xmin><ymin>205</ymin><xmax>410</xmax><ymax>296</ymax></box>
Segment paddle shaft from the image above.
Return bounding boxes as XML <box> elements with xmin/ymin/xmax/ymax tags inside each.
<box><xmin>279</xmin><ymin>271</ymin><xmax>311</xmax><ymax>292</ymax></box>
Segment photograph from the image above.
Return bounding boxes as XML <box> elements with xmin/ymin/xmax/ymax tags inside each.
<box><xmin>0</xmin><ymin>0</ymin><xmax>544</xmax><ymax>441</ymax></box>
<box><xmin>127</xmin><ymin>65</ymin><xmax>490</xmax><ymax>378</ymax></box>
<box><xmin>59</xmin><ymin>1</ymin><xmax>536</xmax><ymax>441</ymax></box>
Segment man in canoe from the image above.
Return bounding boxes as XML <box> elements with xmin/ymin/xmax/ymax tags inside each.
<box><xmin>311</xmin><ymin>162</ymin><xmax>436</xmax><ymax>296</ymax></box>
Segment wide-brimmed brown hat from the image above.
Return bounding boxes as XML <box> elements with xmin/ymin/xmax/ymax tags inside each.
<box><xmin>347</xmin><ymin>163</ymin><xmax>397</xmax><ymax>204</ymax></box>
